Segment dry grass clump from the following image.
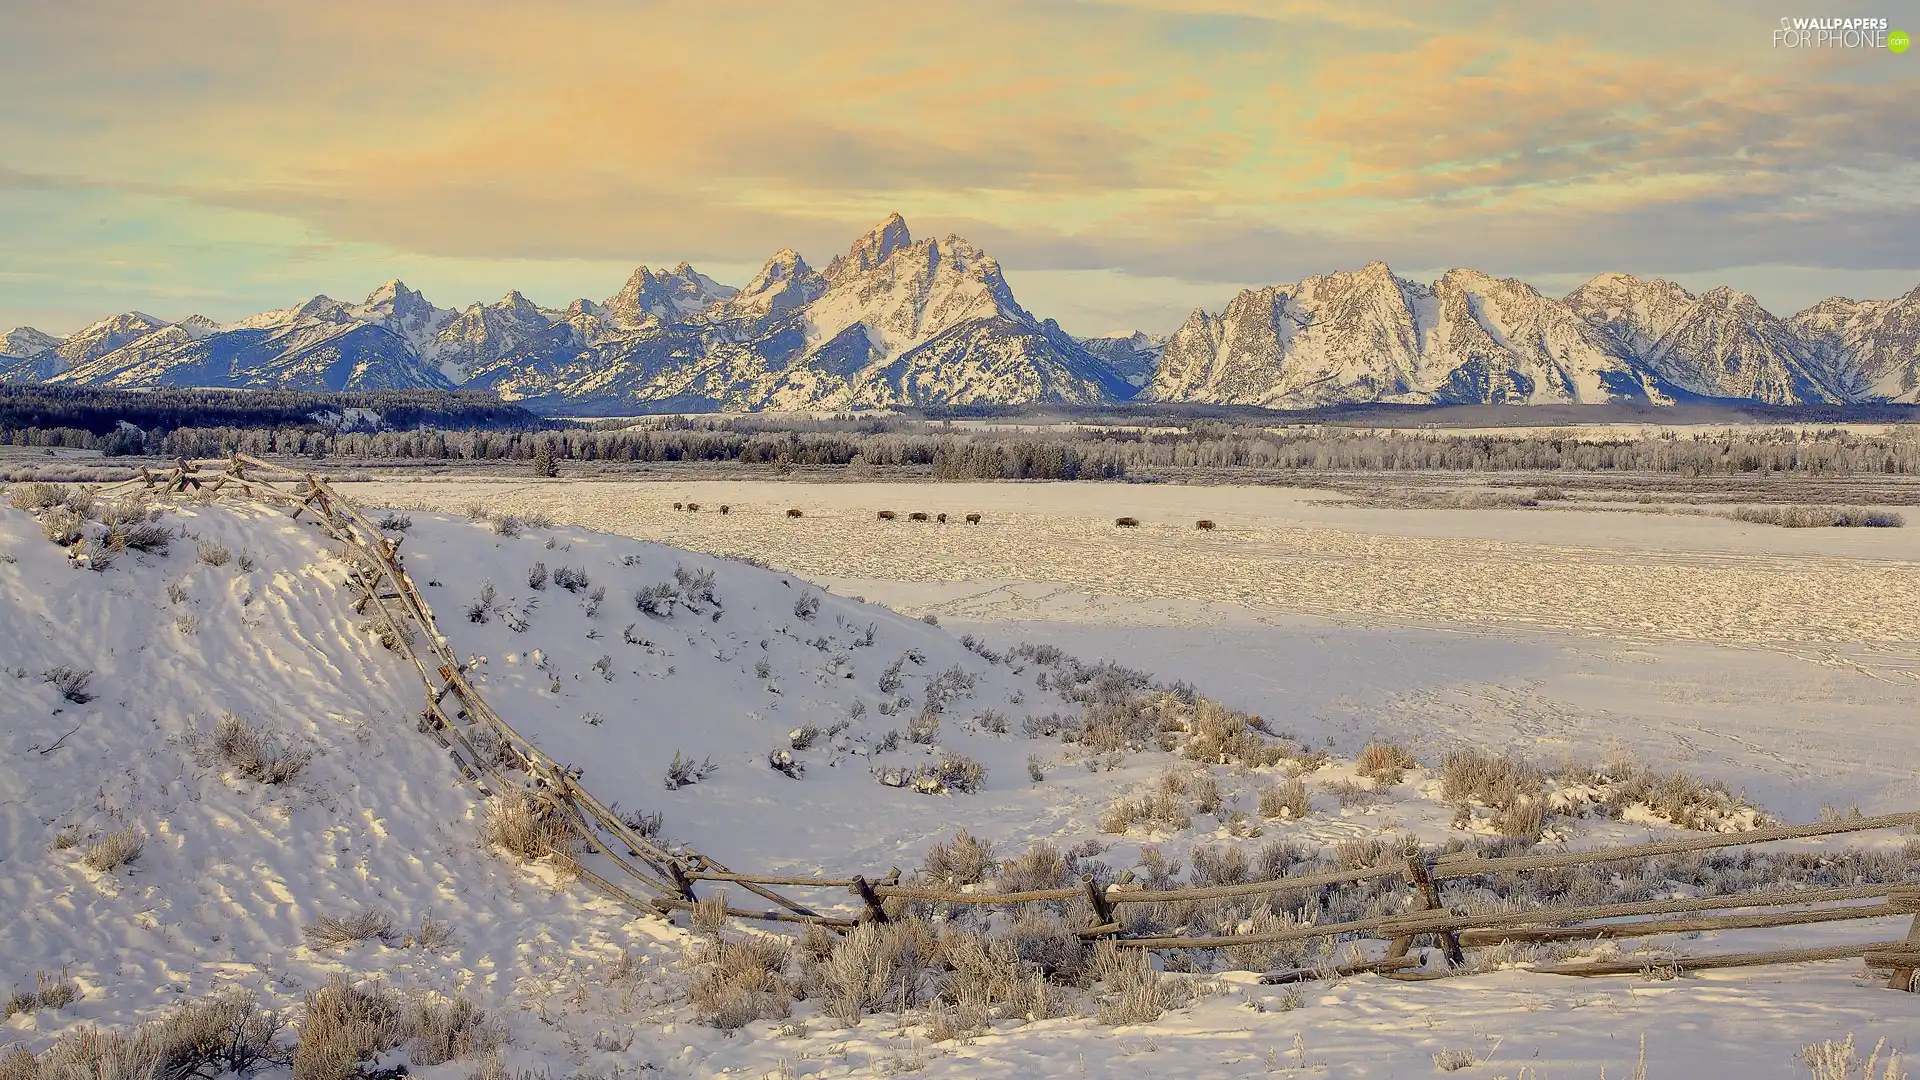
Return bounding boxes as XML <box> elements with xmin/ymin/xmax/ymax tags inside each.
<box><xmin>403</xmin><ymin>994</ymin><xmax>505</xmax><ymax>1066</ymax></box>
<box><xmin>482</xmin><ymin>791</ymin><xmax>576</xmax><ymax>862</ymax></box>
<box><xmin>8</xmin><ymin>482</ymin><xmax>71</xmax><ymax>511</ymax></box>
<box><xmin>1099</xmin><ymin>770</ymin><xmax>1196</xmax><ymax>835</ymax></box>
<box><xmin>1178</xmin><ymin>698</ymin><xmax>1287</xmax><ymax>768</ymax></box>
<box><xmin>212</xmin><ymin>713</ymin><xmax>309</xmax><ymax>785</ymax></box>
<box><xmin>4</xmin><ymin>970</ymin><xmax>78</xmax><ymax>1020</ymax></box>
<box><xmin>82</xmin><ymin>826</ymin><xmax>143</xmax><ymax>872</ymax></box>
<box><xmin>1801</xmin><ymin>1034</ymin><xmax>1906</xmax><ymax>1080</ymax></box>
<box><xmin>2</xmin><ymin>988</ymin><xmax>289</xmax><ymax>1080</ymax></box>
<box><xmin>1440</xmin><ymin>748</ymin><xmax>1543</xmax><ymax>809</ymax></box>
<box><xmin>293</xmin><ymin>976</ymin><xmax>404</xmax><ymax>1080</ymax></box>
<box><xmin>1356</xmin><ymin>741</ymin><xmax>1419</xmax><ymax>785</ymax></box>
<box><xmin>303</xmin><ymin>908</ymin><xmax>399</xmax><ymax>950</ymax></box>
<box><xmin>196</xmin><ymin>540</ymin><xmax>233</xmax><ymax>566</ymax></box>
<box><xmin>688</xmin><ymin>935</ymin><xmax>796</xmax><ymax>1030</ymax></box>
<box><xmin>1258</xmin><ymin>779</ymin><xmax>1312</xmax><ymax>820</ymax></box>
<box><xmin>1731</xmin><ymin>505</ymin><xmax>1904</xmax><ymax>528</ymax></box>
<box><xmin>110</xmin><ymin>519</ymin><xmax>172</xmax><ymax>553</ymax></box>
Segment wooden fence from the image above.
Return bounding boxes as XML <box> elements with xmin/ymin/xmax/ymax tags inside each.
<box><xmin>86</xmin><ymin>457</ymin><xmax>1920</xmax><ymax>992</ymax></box>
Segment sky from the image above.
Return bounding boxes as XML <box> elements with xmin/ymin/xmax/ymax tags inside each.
<box><xmin>3</xmin><ymin>0</ymin><xmax>1917</xmax><ymax>339</ymax></box>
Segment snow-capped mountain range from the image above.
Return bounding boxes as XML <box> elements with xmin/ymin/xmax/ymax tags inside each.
<box><xmin>5</xmin><ymin>216</ymin><xmax>1917</xmax><ymax>411</ymax></box>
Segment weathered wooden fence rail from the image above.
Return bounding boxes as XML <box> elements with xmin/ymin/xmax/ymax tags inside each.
<box><xmin>88</xmin><ymin>458</ymin><xmax>1920</xmax><ymax>993</ymax></box>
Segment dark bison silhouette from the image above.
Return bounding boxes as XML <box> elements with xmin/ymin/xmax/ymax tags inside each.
<box><xmin>1115</xmin><ymin>517</ymin><xmax>1140</xmax><ymax>527</ymax></box>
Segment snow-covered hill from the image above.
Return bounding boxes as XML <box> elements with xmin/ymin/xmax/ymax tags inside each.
<box><xmin>8</xmin><ymin>227</ymin><xmax>1919</xmax><ymax>410</ymax></box>
<box><xmin>2</xmin><ymin>488</ymin><xmax>1914</xmax><ymax>1075</ymax></box>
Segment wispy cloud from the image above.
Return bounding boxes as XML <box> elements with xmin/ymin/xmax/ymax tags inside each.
<box><xmin>2</xmin><ymin>0</ymin><xmax>1915</xmax><ymax>332</ymax></box>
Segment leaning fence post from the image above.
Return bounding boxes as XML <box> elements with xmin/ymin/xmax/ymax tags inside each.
<box><xmin>850</xmin><ymin>875</ymin><xmax>890</xmax><ymax>924</ymax></box>
<box><xmin>1886</xmin><ymin>887</ymin><xmax>1920</xmax><ymax>991</ymax></box>
<box><xmin>1082</xmin><ymin>874</ymin><xmax>1117</xmax><ymax>934</ymax></box>
<box><xmin>1387</xmin><ymin>856</ymin><xmax>1464</xmax><ymax>967</ymax></box>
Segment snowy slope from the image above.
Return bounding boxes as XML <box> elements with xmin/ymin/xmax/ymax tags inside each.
<box><xmin>3</xmin><ymin>492</ymin><xmax>1916</xmax><ymax>1075</ymax></box>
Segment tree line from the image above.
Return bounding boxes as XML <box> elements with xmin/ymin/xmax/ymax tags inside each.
<box><xmin>5</xmin><ymin>399</ymin><xmax>1919</xmax><ymax>477</ymax></box>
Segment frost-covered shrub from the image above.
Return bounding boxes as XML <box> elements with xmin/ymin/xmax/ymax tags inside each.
<box><xmin>488</xmin><ymin>514</ymin><xmax>521</xmax><ymax>536</ymax></box>
<box><xmin>526</xmin><ymin>561</ymin><xmax>548</xmax><ymax>590</ymax></box>
<box><xmin>635</xmin><ymin>582</ymin><xmax>679</xmax><ymax>616</ymax></box>
<box><xmin>905</xmin><ymin>709</ymin><xmax>941</xmax><ymax>746</ymax></box>
<box><xmin>197</xmin><ymin>541</ymin><xmax>232</xmax><ymax>567</ymax></box>
<box><xmin>553</xmin><ymin>565</ymin><xmax>590</xmax><ymax>592</ymax></box>
<box><xmin>6</xmin><ymin>988</ymin><xmax>288</xmax><ymax>1079</ymax></box>
<box><xmin>921</xmin><ymin>830</ymin><xmax>996</xmax><ymax>887</ymax></box>
<box><xmin>464</xmin><ymin>582</ymin><xmax>496</xmax><ymax>624</ymax></box>
<box><xmin>39</xmin><ymin>506</ymin><xmax>83</xmax><ymax>546</ymax></box>
<box><xmin>793</xmin><ymin>591</ymin><xmax>821</xmax><ymax>621</ymax></box>
<box><xmin>376</xmin><ymin>512</ymin><xmax>412</xmax><ymax>531</ymax></box>
<box><xmin>41</xmin><ymin>665</ymin><xmax>93</xmax><ymax>703</ymax></box>
<box><xmin>674</xmin><ymin>564</ymin><xmax>720</xmax><ymax>607</ymax></box>
<box><xmin>212</xmin><ymin>713</ymin><xmax>309</xmax><ymax>785</ymax></box>
<box><xmin>768</xmin><ymin>748</ymin><xmax>804</xmax><ymax>779</ymax></box>
<box><xmin>664</xmin><ymin>751</ymin><xmax>718</xmax><ymax>790</ymax></box>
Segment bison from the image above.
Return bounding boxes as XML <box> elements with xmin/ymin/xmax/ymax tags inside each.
<box><xmin>908</xmin><ymin>512</ymin><xmax>930</xmax><ymax>522</ymax></box>
<box><xmin>686</xmin><ymin>502</ymin><xmax>701</xmax><ymax>512</ymax></box>
<box><xmin>787</xmin><ymin>508</ymin><xmax>803</xmax><ymax>518</ymax></box>
<box><xmin>965</xmin><ymin>512</ymin><xmax>981</xmax><ymax>524</ymax></box>
<box><xmin>1115</xmin><ymin>516</ymin><xmax>1140</xmax><ymax>527</ymax></box>
<box><xmin>719</xmin><ymin>505</ymin><xmax>730</xmax><ymax>514</ymax></box>
<box><xmin>936</xmin><ymin>512</ymin><xmax>948</xmax><ymax>523</ymax></box>
<box><xmin>1195</xmin><ymin>520</ymin><xmax>1216</xmax><ymax>531</ymax></box>
<box><xmin>878</xmin><ymin>510</ymin><xmax>897</xmax><ymax>520</ymax></box>
<box><xmin>673</xmin><ymin>502</ymin><xmax>684</xmax><ymax>510</ymax></box>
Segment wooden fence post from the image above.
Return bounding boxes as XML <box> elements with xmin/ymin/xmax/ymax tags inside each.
<box><xmin>1386</xmin><ymin>856</ymin><xmax>1464</xmax><ymax>967</ymax></box>
<box><xmin>850</xmin><ymin>875</ymin><xmax>890</xmax><ymax>924</ymax></box>
<box><xmin>1885</xmin><ymin>888</ymin><xmax>1920</xmax><ymax>991</ymax></box>
<box><xmin>1082</xmin><ymin>874</ymin><xmax>1117</xmax><ymax>935</ymax></box>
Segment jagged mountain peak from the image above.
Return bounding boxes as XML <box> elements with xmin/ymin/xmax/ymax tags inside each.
<box><xmin>828</xmin><ymin>213</ymin><xmax>913</xmax><ymax>281</ymax></box>
<box><xmin>1</xmin><ymin>326</ymin><xmax>63</xmax><ymax>357</ymax></box>
<box><xmin>603</xmin><ymin>262</ymin><xmax>736</xmax><ymax>329</ymax></box>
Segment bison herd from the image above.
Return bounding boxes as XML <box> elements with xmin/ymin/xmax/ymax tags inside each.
<box><xmin>667</xmin><ymin>502</ymin><xmax>1218</xmax><ymax>532</ymax></box>
<box><xmin>671</xmin><ymin>503</ymin><xmax>984</xmax><ymax>524</ymax></box>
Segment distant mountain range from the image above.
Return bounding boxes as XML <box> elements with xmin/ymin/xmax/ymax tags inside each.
<box><xmin>5</xmin><ymin>215</ymin><xmax>1916</xmax><ymax>413</ymax></box>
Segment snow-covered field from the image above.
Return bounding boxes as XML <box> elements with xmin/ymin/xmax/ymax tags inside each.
<box><xmin>3</xmin><ymin>479</ymin><xmax>1917</xmax><ymax>1077</ymax></box>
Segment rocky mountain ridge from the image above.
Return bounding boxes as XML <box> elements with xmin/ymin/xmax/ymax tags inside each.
<box><xmin>6</xmin><ymin>217</ymin><xmax>1916</xmax><ymax>411</ymax></box>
